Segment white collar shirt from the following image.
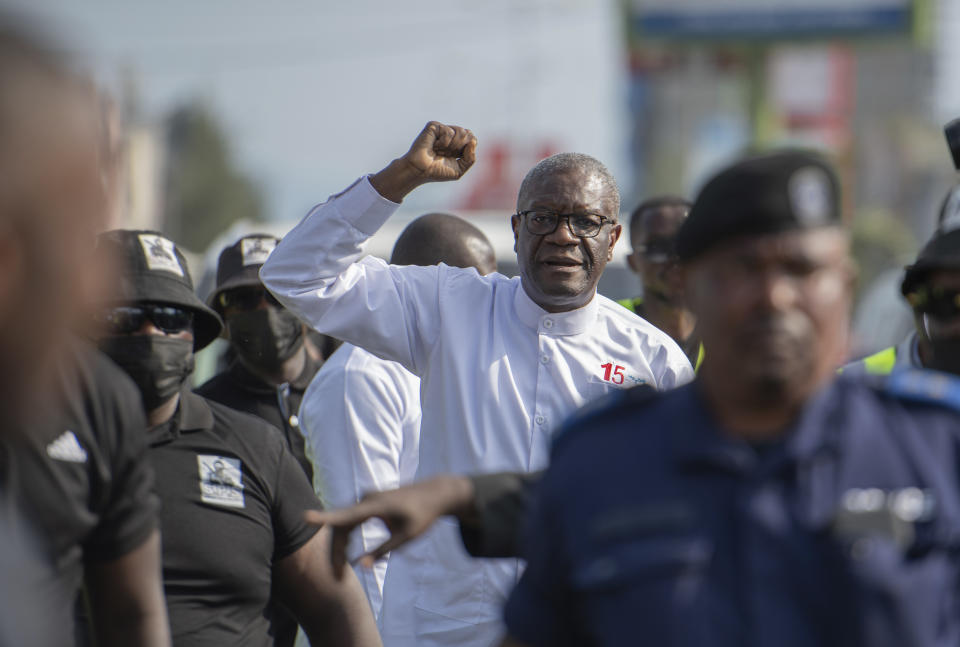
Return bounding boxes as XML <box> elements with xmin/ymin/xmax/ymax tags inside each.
<box><xmin>261</xmin><ymin>176</ymin><xmax>694</xmax><ymax>647</ymax></box>
<box><xmin>300</xmin><ymin>343</ymin><xmax>421</xmax><ymax>620</ymax></box>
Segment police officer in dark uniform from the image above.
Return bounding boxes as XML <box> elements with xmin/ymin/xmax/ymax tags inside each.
<box><xmin>496</xmin><ymin>151</ymin><xmax>960</xmax><ymax>647</ymax></box>
<box><xmin>93</xmin><ymin>230</ymin><xmax>381</xmax><ymax>647</ymax></box>
<box><xmin>196</xmin><ymin>234</ymin><xmax>318</xmax><ymax>480</ymax></box>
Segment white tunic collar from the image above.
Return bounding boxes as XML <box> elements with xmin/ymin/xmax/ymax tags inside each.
<box><xmin>512</xmin><ymin>282</ymin><xmax>599</xmax><ymax>336</ymax></box>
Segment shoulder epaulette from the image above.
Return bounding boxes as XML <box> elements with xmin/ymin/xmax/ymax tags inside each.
<box><xmin>550</xmin><ymin>384</ymin><xmax>660</xmax><ymax>452</ymax></box>
<box><xmin>884</xmin><ymin>368</ymin><xmax>960</xmax><ymax>412</ymax></box>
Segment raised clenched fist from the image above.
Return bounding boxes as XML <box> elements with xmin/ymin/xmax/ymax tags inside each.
<box><xmin>370</xmin><ymin>121</ymin><xmax>478</xmax><ymax>203</ymax></box>
<box><xmin>402</xmin><ymin>121</ymin><xmax>477</xmax><ymax>182</ymax></box>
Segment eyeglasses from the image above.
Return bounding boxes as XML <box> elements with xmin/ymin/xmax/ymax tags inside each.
<box><xmin>634</xmin><ymin>240</ymin><xmax>679</xmax><ymax>264</ymax></box>
<box><xmin>516</xmin><ymin>210</ymin><xmax>612</xmax><ymax>238</ymax></box>
<box><xmin>906</xmin><ymin>286</ymin><xmax>960</xmax><ymax>319</ymax></box>
<box><xmin>96</xmin><ymin>304</ymin><xmax>194</xmax><ymax>335</ymax></box>
<box><xmin>218</xmin><ymin>286</ymin><xmax>282</xmax><ymax>311</ymax></box>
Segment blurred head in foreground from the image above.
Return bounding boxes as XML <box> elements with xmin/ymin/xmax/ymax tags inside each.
<box><xmin>679</xmin><ymin>150</ymin><xmax>854</xmax><ymax>413</ymax></box>
<box><xmin>0</xmin><ymin>18</ymin><xmax>109</xmax><ymax>422</ymax></box>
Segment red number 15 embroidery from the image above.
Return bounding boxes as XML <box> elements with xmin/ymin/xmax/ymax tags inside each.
<box><xmin>600</xmin><ymin>363</ymin><xmax>625</xmax><ymax>384</ymax></box>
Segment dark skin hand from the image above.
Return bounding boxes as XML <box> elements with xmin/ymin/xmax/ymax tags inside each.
<box><xmin>369</xmin><ymin>121</ymin><xmax>477</xmax><ymax>204</ymax></box>
<box><xmin>304</xmin><ymin>475</ymin><xmax>476</xmax><ymax>578</ymax></box>
<box><xmin>85</xmin><ymin>529</ymin><xmax>171</xmax><ymax>647</ymax></box>
<box><xmin>274</xmin><ymin>525</ymin><xmax>382</xmax><ymax>647</ymax></box>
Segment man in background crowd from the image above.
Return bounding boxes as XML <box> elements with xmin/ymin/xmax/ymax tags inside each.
<box><xmin>619</xmin><ymin>196</ymin><xmax>701</xmax><ymax>366</ymax></box>
<box><xmin>93</xmin><ymin>229</ymin><xmax>382</xmax><ymax>647</ymax></box>
<box><xmin>845</xmin><ymin>194</ymin><xmax>960</xmax><ymax>376</ymax></box>
<box><xmin>261</xmin><ymin>121</ymin><xmax>693</xmax><ymax>647</ymax></box>
<box><xmin>302</xmin><ymin>212</ymin><xmax>496</xmax><ymax>618</ymax></box>
<box><xmin>197</xmin><ymin>234</ymin><xmax>318</xmax><ymax>480</ymax></box>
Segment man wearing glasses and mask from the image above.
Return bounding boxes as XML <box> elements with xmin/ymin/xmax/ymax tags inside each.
<box><xmin>197</xmin><ymin>234</ymin><xmax>319</xmax><ymax>481</ymax></box>
<box><xmin>93</xmin><ymin>230</ymin><xmax>381</xmax><ymax>647</ymax></box>
<box><xmin>260</xmin><ymin>121</ymin><xmax>693</xmax><ymax>647</ymax></box>
<box><xmin>845</xmin><ymin>187</ymin><xmax>960</xmax><ymax>377</ymax></box>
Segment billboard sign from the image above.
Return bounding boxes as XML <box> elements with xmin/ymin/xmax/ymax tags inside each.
<box><xmin>632</xmin><ymin>0</ymin><xmax>912</xmax><ymax>38</ymax></box>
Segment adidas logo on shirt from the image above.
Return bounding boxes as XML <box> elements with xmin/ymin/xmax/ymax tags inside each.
<box><xmin>46</xmin><ymin>431</ymin><xmax>88</xmax><ymax>463</ymax></box>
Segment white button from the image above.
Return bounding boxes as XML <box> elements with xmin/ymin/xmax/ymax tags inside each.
<box><xmin>289</xmin><ymin>415</ymin><xmax>299</xmax><ymax>427</ymax></box>
<box><xmin>543</xmin><ymin>318</ymin><xmax>553</xmax><ymax>329</ymax></box>
<box><xmin>540</xmin><ymin>354</ymin><xmax>550</xmax><ymax>364</ymax></box>
<box><xmin>534</xmin><ymin>415</ymin><xmax>545</xmax><ymax>425</ymax></box>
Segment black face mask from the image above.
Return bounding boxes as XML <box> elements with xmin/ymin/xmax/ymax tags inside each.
<box><xmin>227</xmin><ymin>308</ymin><xmax>304</xmax><ymax>372</ymax></box>
<box><xmin>99</xmin><ymin>336</ymin><xmax>195</xmax><ymax>411</ymax></box>
<box><xmin>925</xmin><ymin>338</ymin><xmax>960</xmax><ymax>376</ymax></box>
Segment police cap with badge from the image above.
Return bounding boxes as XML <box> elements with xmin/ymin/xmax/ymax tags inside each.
<box><xmin>94</xmin><ymin>230</ymin><xmax>223</xmax><ymax>350</ymax></box>
<box><xmin>676</xmin><ymin>150</ymin><xmax>842</xmax><ymax>261</ymax></box>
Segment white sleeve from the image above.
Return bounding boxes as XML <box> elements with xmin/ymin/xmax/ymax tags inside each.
<box><xmin>658</xmin><ymin>357</ymin><xmax>695</xmax><ymax>390</ymax></box>
<box><xmin>299</xmin><ymin>350</ymin><xmax>411</xmax><ymax>616</ymax></box>
<box><xmin>260</xmin><ymin>176</ymin><xmax>441</xmax><ymax>376</ymax></box>
<box><xmin>651</xmin><ymin>343</ymin><xmax>695</xmax><ymax>391</ymax></box>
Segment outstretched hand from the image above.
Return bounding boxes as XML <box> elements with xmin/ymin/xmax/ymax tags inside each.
<box><xmin>304</xmin><ymin>475</ymin><xmax>476</xmax><ymax>579</ymax></box>
<box><xmin>369</xmin><ymin>121</ymin><xmax>477</xmax><ymax>203</ymax></box>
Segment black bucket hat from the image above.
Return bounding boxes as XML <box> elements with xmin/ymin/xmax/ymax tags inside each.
<box><xmin>95</xmin><ymin>230</ymin><xmax>223</xmax><ymax>350</ymax></box>
<box><xmin>207</xmin><ymin>233</ymin><xmax>280</xmax><ymax>313</ymax></box>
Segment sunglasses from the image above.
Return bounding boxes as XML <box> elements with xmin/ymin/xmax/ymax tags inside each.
<box><xmin>218</xmin><ymin>286</ymin><xmax>282</xmax><ymax>311</ymax></box>
<box><xmin>633</xmin><ymin>239</ymin><xmax>679</xmax><ymax>264</ymax></box>
<box><xmin>906</xmin><ymin>287</ymin><xmax>960</xmax><ymax>319</ymax></box>
<box><xmin>96</xmin><ymin>304</ymin><xmax>194</xmax><ymax>335</ymax></box>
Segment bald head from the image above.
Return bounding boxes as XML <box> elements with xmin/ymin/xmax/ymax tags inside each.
<box><xmin>390</xmin><ymin>213</ymin><xmax>496</xmax><ymax>275</ymax></box>
<box><xmin>517</xmin><ymin>153</ymin><xmax>620</xmax><ymax>219</ymax></box>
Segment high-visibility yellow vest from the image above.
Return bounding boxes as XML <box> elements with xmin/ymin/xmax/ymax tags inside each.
<box><xmin>617</xmin><ymin>297</ymin><xmax>705</xmax><ymax>372</ymax></box>
<box><xmin>855</xmin><ymin>346</ymin><xmax>898</xmax><ymax>376</ymax></box>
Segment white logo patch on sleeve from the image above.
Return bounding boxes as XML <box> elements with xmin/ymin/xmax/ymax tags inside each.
<box><xmin>46</xmin><ymin>431</ymin><xmax>88</xmax><ymax>463</ymax></box>
<box><xmin>197</xmin><ymin>455</ymin><xmax>245</xmax><ymax>508</ymax></box>
<box><xmin>138</xmin><ymin>234</ymin><xmax>184</xmax><ymax>277</ymax></box>
<box><xmin>241</xmin><ymin>237</ymin><xmax>276</xmax><ymax>266</ymax></box>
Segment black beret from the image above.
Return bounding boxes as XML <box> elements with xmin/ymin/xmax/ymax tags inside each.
<box><xmin>95</xmin><ymin>230</ymin><xmax>223</xmax><ymax>351</ymax></box>
<box><xmin>677</xmin><ymin>150</ymin><xmax>841</xmax><ymax>261</ymax></box>
<box><xmin>207</xmin><ymin>233</ymin><xmax>280</xmax><ymax>312</ymax></box>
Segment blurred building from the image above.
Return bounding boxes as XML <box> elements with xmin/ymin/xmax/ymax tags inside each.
<box><xmin>623</xmin><ymin>0</ymin><xmax>960</xmax><ymax>355</ymax></box>
<box><xmin>121</xmin><ymin>123</ymin><xmax>167</xmax><ymax>230</ymax></box>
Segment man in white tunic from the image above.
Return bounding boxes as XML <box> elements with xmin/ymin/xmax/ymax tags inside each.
<box><xmin>261</xmin><ymin>121</ymin><xmax>693</xmax><ymax>647</ymax></box>
<box><xmin>301</xmin><ymin>213</ymin><xmax>497</xmax><ymax>618</ymax></box>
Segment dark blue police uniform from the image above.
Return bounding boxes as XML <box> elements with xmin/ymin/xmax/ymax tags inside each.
<box><xmin>504</xmin><ymin>372</ymin><xmax>960</xmax><ymax>647</ymax></box>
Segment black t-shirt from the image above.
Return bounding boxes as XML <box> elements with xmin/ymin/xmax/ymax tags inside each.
<box><xmin>0</xmin><ymin>342</ymin><xmax>159</xmax><ymax>646</ymax></box>
<box><xmin>149</xmin><ymin>389</ymin><xmax>320</xmax><ymax>646</ymax></box>
<box><xmin>195</xmin><ymin>355</ymin><xmax>318</xmax><ymax>481</ymax></box>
